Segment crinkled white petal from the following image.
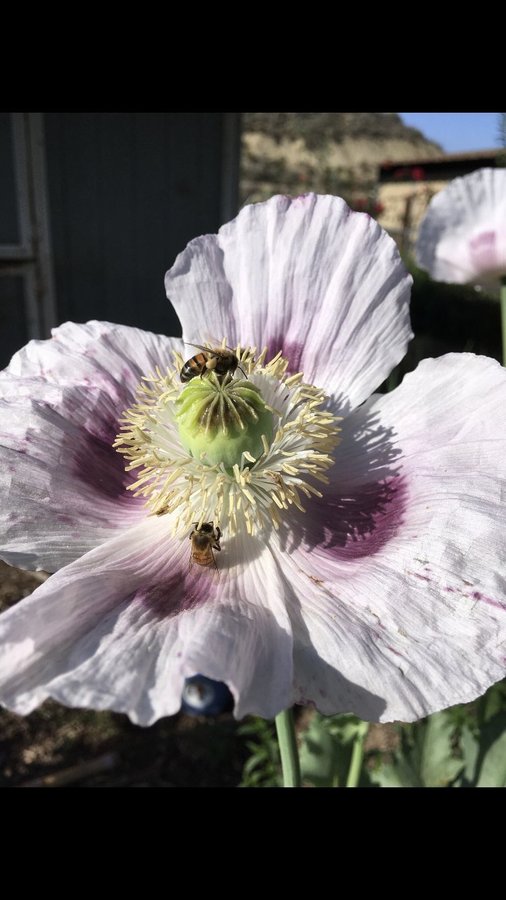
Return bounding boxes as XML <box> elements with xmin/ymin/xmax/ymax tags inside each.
<box><xmin>0</xmin><ymin>322</ymin><xmax>182</xmax><ymax>571</ymax></box>
<box><xmin>274</xmin><ymin>354</ymin><xmax>506</xmax><ymax>722</ymax></box>
<box><xmin>0</xmin><ymin>518</ymin><xmax>293</xmax><ymax>724</ymax></box>
<box><xmin>4</xmin><ymin>320</ymin><xmax>182</xmax><ymax>393</ymax></box>
<box><xmin>416</xmin><ymin>168</ymin><xmax>506</xmax><ymax>289</ymax></box>
<box><xmin>165</xmin><ymin>193</ymin><xmax>413</xmax><ymax>408</ymax></box>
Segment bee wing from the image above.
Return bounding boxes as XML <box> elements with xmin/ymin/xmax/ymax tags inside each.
<box><xmin>184</xmin><ymin>339</ymin><xmax>230</xmax><ymax>356</ymax></box>
<box><xmin>184</xmin><ymin>342</ymin><xmax>209</xmax><ymax>351</ymax></box>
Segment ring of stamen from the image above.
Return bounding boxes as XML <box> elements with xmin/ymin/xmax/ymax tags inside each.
<box><xmin>114</xmin><ymin>343</ymin><xmax>341</xmax><ymax>536</ymax></box>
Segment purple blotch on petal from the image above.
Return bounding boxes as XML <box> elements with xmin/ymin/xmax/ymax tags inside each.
<box><xmin>264</xmin><ymin>334</ymin><xmax>304</xmax><ymax>375</ymax></box>
<box><xmin>292</xmin><ymin>475</ymin><xmax>408</xmax><ymax>561</ymax></box>
<box><xmin>471</xmin><ymin>590</ymin><xmax>506</xmax><ymax>611</ymax></box>
<box><xmin>57</xmin><ymin>514</ymin><xmax>75</xmax><ymax>525</ymax></box>
<box><xmin>469</xmin><ymin>230</ymin><xmax>498</xmax><ymax>273</ymax></box>
<box><xmin>280</xmin><ymin>407</ymin><xmax>406</xmax><ymax>559</ymax></box>
<box><xmin>386</xmin><ymin>645</ymin><xmax>404</xmax><ymax>657</ymax></box>
<box><xmin>71</xmin><ymin>428</ymin><xmax>138</xmax><ymax>502</ymax></box>
<box><xmin>63</xmin><ymin>386</ymin><xmax>141</xmax><ymax>505</ymax></box>
<box><xmin>139</xmin><ymin>565</ymin><xmax>219</xmax><ymax>620</ymax></box>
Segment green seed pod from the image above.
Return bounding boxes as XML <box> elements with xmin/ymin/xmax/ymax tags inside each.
<box><xmin>175</xmin><ymin>373</ymin><xmax>274</xmax><ymax>469</ymax></box>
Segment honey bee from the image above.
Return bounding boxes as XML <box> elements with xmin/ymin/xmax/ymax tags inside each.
<box><xmin>189</xmin><ymin>522</ymin><xmax>222</xmax><ymax>569</ymax></box>
<box><xmin>180</xmin><ymin>344</ymin><xmax>246</xmax><ymax>383</ymax></box>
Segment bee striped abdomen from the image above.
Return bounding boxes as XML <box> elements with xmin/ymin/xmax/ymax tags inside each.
<box><xmin>180</xmin><ymin>353</ymin><xmax>208</xmax><ymax>382</ymax></box>
<box><xmin>189</xmin><ymin>522</ymin><xmax>222</xmax><ymax>569</ymax></box>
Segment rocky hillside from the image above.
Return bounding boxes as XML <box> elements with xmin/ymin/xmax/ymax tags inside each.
<box><xmin>241</xmin><ymin>112</ymin><xmax>442</xmax><ymax>204</ymax></box>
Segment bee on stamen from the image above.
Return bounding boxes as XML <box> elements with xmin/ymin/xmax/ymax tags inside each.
<box><xmin>189</xmin><ymin>521</ymin><xmax>222</xmax><ymax>569</ymax></box>
<box><xmin>180</xmin><ymin>343</ymin><xmax>247</xmax><ymax>383</ymax></box>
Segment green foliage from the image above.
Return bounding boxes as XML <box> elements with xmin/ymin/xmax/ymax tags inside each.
<box><xmin>456</xmin><ymin>681</ymin><xmax>506</xmax><ymax>787</ymax></box>
<box><xmin>370</xmin><ymin>711</ymin><xmax>464</xmax><ymax>788</ymax></box>
<box><xmin>239</xmin><ymin>683</ymin><xmax>506</xmax><ymax>788</ymax></box>
<box><xmin>382</xmin><ymin>262</ymin><xmax>503</xmax><ymax>382</ymax></box>
<box><xmin>369</xmin><ymin>681</ymin><xmax>506</xmax><ymax>788</ymax></box>
<box><xmin>238</xmin><ymin>718</ymin><xmax>281</xmax><ymax>787</ymax></box>
<box><xmin>239</xmin><ymin>711</ymin><xmax>371</xmax><ymax>788</ymax></box>
<box><xmin>300</xmin><ymin>713</ymin><xmax>369</xmax><ymax>787</ymax></box>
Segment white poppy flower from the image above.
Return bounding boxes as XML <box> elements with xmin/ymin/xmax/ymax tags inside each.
<box><xmin>1</xmin><ymin>193</ymin><xmax>506</xmax><ymax>726</ymax></box>
<box><xmin>416</xmin><ymin>167</ymin><xmax>506</xmax><ymax>293</ymax></box>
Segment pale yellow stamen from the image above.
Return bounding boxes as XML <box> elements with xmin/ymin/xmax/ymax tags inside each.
<box><xmin>114</xmin><ymin>342</ymin><xmax>341</xmax><ymax>536</ymax></box>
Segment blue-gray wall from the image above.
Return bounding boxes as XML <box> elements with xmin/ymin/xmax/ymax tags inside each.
<box><xmin>0</xmin><ymin>113</ymin><xmax>240</xmax><ymax>366</ymax></box>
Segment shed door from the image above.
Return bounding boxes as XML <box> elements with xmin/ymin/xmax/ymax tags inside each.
<box><xmin>0</xmin><ymin>113</ymin><xmax>56</xmax><ymax>368</ymax></box>
<box><xmin>1</xmin><ymin>113</ymin><xmax>240</xmax><ymax>369</ymax></box>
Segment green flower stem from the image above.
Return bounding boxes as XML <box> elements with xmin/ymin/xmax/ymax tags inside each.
<box><xmin>275</xmin><ymin>708</ymin><xmax>301</xmax><ymax>787</ymax></box>
<box><xmin>501</xmin><ymin>277</ymin><xmax>506</xmax><ymax>367</ymax></box>
<box><xmin>346</xmin><ymin>730</ymin><xmax>366</xmax><ymax>788</ymax></box>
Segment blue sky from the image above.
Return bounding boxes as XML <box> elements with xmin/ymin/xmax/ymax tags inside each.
<box><xmin>399</xmin><ymin>113</ymin><xmax>502</xmax><ymax>154</ymax></box>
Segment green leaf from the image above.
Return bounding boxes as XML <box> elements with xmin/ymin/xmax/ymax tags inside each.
<box><xmin>370</xmin><ymin>711</ymin><xmax>463</xmax><ymax>787</ymax></box>
<box><xmin>478</xmin><ymin>682</ymin><xmax>506</xmax><ymax>726</ymax></box>
<box><xmin>475</xmin><ymin>711</ymin><xmax>506</xmax><ymax>787</ymax></box>
<box><xmin>370</xmin><ymin>757</ymin><xmax>422</xmax><ymax>788</ymax></box>
<box><xmin>417</xmin><ymin>711</ymin><xmax>464</xmax><ymax>787</ymax></box>
<box><xmin>300</xmin><ymin>717</ymin><xmax>338</xmax><ymax>787</ymax></box>
<box><xmin>243</xmin><ymin>754</ymin><xmax>264</xmax><ymax>776</ymax></box>
<box><xmin>326</xmin><ymin>714</ymin><xmax>369</xmax><ymax>745</ymax></box>
<box><xmin>457</xmin><ymin>724</ymin><xmax>480</xmax><ymax>787</ymax></box>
